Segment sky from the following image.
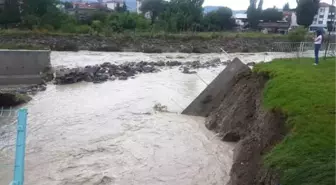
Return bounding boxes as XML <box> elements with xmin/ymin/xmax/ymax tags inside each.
<box><xmin>203</xmin><ymin>0</ymin><xmax>333</xmax><ymax>10</ymax></box>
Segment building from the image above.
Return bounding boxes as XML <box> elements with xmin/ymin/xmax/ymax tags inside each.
<box><xmin>258</xmin><ymin>22</ymin><xmax>290</xmax><ymax>34</ymax></box>
<box><xmin>234</xmin><ymin>13</ymin><xmax>248</xmax><ymax>27</ymax></box>
<box><xmin>105</xmin><ymin>0</ymin><xmax>124</xmax><ymax>10</ymax></box>
<box><xmin>310</xmin><ymin>2</ymin><xmax>336</xmax><ymax>32</ymax></box>
<box><xmin>136</xmin><ymin>0</ymin><xmax>142</xmax><ymax>13</ymax></box>
<box><xmin>69</xmin><ymin>2</ymin><xmax>107</xmax><ymax>21</ymax></box>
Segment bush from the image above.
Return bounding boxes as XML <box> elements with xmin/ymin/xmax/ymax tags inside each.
<box><xmin>21</xmin><ymin>15</ymin><xmax>40</xmax><ymax>29</ymax></box>
<box><xmin>60</xmin><ymin>23</ymin><xmax>77</xmax><ymax>33</ymax></box>
<box><xmin>288</xmin><ymin>26</ymin><xmax>307</xmax><ymax>42</ymax></box>
<box><xmin>91</xmin><ymin>20</ymin><xmax>103</xmax><ymax>33</ymax></box>
<box><xmin>75</xmin><ymin>25</ymin><xmax>92</xmax><ymax>34</ymax></box>
<box><xmin>40</xmin><ymin>24</ymin><xmax>54</xmax><ymax>31</ymax></box>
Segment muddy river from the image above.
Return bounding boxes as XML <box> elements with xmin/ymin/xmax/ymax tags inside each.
<box><xmin>0</xmin><ymin>51</ymin><xmax>304</xmax><ymax>185</ymax></box>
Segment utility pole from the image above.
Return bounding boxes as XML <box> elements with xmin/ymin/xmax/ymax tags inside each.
<box><xmin>324</xmin><ymin>0</ymin><xmax>335</xmax><ymax>59</ymax></box>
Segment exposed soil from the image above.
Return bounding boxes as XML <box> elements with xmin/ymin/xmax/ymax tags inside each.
<box><xmin>205</xmin><ymin>70</ymin><xmax>287</xmax><ymax>185</ymax></box>
<box><xmin>0</xmin><ymin>93</ymin><xmax>32</xmax><ymax>108</ymax></box>
<box><xmin>0</xmin><ymin>34</ymin><xmax>287</xmax><ymax>53</ymax></box>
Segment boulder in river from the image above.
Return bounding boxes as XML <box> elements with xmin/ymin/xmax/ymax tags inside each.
<box><xmin>166</xmin><ymin>61</ymin><xmax>182</xmax><ymax>66</ymax></box>
<box><xmin>54</xmin><ymin>61</ymin><xmax>161</xmax><ymax>85</ymax></box>
<box><xmin>182</xmin><ymin>67</ymin><xmax>197</xmax><ymax>74</ymax></box>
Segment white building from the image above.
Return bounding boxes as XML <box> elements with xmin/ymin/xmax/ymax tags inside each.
<box><xmin>233</xmin><ymin>13</ymin><xmax>247</xmax><ymax>27</ymax></box>
<box><xmin>103</xmin><ymin>0</ymin><xmax>124</xmax><ymax>10</ymax></box>
<box><xmin>290</xmin><ymin>12</ymin><xmax>299</xmax><ymax>28</ymax></box>
<box><xmin>136</xmin><ymin>0</ymin><xmax>142</xmax><ymax>13</ymax></box>
<box><xmin>310</xmin><ymin>2</ymin><xmax>335</xmax><ymax>31</ymax></box>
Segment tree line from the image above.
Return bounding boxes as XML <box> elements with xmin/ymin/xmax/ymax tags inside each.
<box><xmin>0</xmin><ymin>0</ymin><xmax>322</xmax><ymax>34</ymax></box>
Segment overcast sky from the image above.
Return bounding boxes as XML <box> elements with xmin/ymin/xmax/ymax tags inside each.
<box><xmin>203</xmin><ymin>0</ymin><xmax>333</xmax><ymax>10</ymax></box>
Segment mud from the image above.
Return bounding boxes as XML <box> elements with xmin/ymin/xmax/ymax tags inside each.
<box><xmin>205</xmin><ymin>69</ymin><xmax>287</xmax><ymax>185</ymax></box>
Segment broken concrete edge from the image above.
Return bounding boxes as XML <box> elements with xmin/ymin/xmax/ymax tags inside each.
<box><xmin>182</xmin><ymin>57</ymin><xmax>251</xmax><ymax>117</ymax></box>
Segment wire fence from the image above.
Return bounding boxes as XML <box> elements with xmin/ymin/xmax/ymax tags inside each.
<box><xmin>0</xmin><ymin>108</ymin><xmax>27</xmax><ymax>185</ymax></box>
<box><xmin>270</xmin><ymin>42</ymin><xmax>336</xmax><ymax>59</ymax></box>
<box><xmin>220</xmin><ymin>42</ymin><xmax>336</xmax><ymax>65</ymax></box>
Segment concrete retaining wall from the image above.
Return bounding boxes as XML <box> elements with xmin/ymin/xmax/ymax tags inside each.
<box><xmin>182</xmin><ymin>58</ymin><xmax>251</xmax><ymax>117</ymax></box>
<box><xmin>0</xmin><ymin>49</ymin><xmax>51</xmax><ymax>85</ymax></box>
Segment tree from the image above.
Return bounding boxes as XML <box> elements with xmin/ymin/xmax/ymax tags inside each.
<box><xmin>22</xmin><ymin>0</ymin><xmax>58</xmax><ymax>17</ymax></box>
<box><xmin>140</xmin><ymin>0</ymin><xmax>166</xmax><ymax>24</ymax></box>
<box><xmin>161</xmin><ymin>0</ymin><xmax>204</xmax><ymax>31</ymax></box>
<box><xmin>63</xmin><ymin>1</ymin><xmax>73</xmax><ymax>9</ymax></box>
<box><xmin>115</xmin><ymin>2</ymin><xmax>127</xmax><ymax>13</ymax></box>
<box><xmin>283</xmin><ymin>2</ymin><xmax>290</xmax><ymax>11</ymax></box>
<box><xmin>91</xmin><ymin>11</ymin><xmax>108</xmax><ymax>23</ymax></box>
<box><xmin>296</xmin><ymin>0</ymin><xmax>320</xmax><ymax>27</ymax></box>
<box><xmin>247</xmin><ymin>0</ymin><xmax>263</xmax><ymax>29</ymax></box>
<box><xmin>0</xmin><ymin>0</ymin><xmax>21</xmax><ymax>27</ymax></box>
<box><xmin>261</xmin><ymin>8</ymin><xmax>283</xmax><ymax>22</ymax></box>
<box><xmin>202</xmin><ymin>7</ymin><xmax>236</xmax><ymax>31</ymax></box>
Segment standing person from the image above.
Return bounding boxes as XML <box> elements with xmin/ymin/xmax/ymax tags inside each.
<box><xmin>313</xmin><ymin>29</ymin><xmax>323</xmax><ymax>65</ymax></box>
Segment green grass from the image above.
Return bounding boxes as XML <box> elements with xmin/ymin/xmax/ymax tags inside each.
<box><xmin>254</xmin><ymin>57</ymin><xmax>335</xmax><ymax>185</ymax></box>
<box><xmin>0</xmin><ymin>43</ymin><xmax>48</xmax><ymax>50</ymax></box>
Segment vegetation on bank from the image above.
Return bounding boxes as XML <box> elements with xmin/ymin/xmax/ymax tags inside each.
<box><xmin>254</xmin><ymin>57</ymin><xmax>335</xmax><ymax>185</ymax></box>
<box><xmin>0</xmin><ymin>0</ymin><xmax>321</xmax><ymax>37</ymax></box>
<box><xmin>0</xmin><ymin>29</ymin><xmax>287</xmax><ymax>39</ymax></box>
<box><xmin>0</xmin><ymin>43</ymin><xmax>48</xmax><ymax>50</ymax></box>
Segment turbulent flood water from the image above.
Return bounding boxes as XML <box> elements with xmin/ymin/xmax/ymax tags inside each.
<box><xmin>0</xmin><ymin>51</ymin><xmax>298</xmax><ymax>185</ymax></box>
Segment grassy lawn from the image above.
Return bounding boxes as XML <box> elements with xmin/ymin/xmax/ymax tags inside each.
<box><xmin>254</xmin><ymin>57</ymin><xmax>335</xmax><ymax>185</ymax></box>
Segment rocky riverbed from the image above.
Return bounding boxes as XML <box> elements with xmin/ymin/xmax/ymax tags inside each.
<box><xmin>54</xmin><ymin>58</ymin><xmax>237</xmax><ymax>85</ymax></box>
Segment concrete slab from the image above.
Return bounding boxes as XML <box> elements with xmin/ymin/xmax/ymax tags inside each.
<box><xmin>182</xmin><ymin>57</ymin><xmax>251</xmax><ymax>117</ymax></box>
<box><xmin>0</xmin><ymin>49</ymin><xmax>50</xmax><ymax>85</ymax></box>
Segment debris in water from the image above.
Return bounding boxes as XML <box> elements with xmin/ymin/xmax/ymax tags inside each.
<box><xmin>153</xmin><ymin>103</ymin><xmax>168</xmax><ymax>112</ymax></box>
<box><xmin>182</xmin><ymin>67</ymin><xmax>197</xmax><ymax>74</ymax></box>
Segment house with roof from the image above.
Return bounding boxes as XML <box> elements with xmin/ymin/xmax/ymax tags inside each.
<box><xmin>234</xmin><ymin>13</ymin><xmax>248</xmax><ymax>27</ymax></box>
<box><xmin>104</xmin><ymin>0</ymin><xmax>124</xmax><ymax>10</ymax></box>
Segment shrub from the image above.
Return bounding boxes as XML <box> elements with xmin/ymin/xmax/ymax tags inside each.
<box><xmin>21</xmin><ymin>15</ymin><xmax>40</xmax><ymax>29</ymax></box>
<box><xmin>60</xmin><ymin>23</ymin><xmax>77</xmax><ymax>33</ymax></box>
<box><xmin>75</xmin><ymin>25</ymin><xmax>92</xmax><ymax>34</ymax></box>
<box><xmin>40</xmin><ymin>24</ymin><xmax>54</xmax><ymax>31</ymax></box>
<box><xmin>91</xmin><ymin>20</ymin><xmax>103</xmax><ymax>33</ymax></box>
<box><xmin>288</xmin><ymin>26</ymin><xmax>307</xmax><ymax>42</ymax></box>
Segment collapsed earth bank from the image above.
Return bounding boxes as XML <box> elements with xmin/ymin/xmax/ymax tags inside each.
<box><xmin>183</xmin><ymin>58</ymin><xmax>287</xmax><ymax>185</ymax></box>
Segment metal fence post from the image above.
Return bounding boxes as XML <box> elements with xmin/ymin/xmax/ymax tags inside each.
<box><xmin>12</xmin><ymin>109</ymin><xmax>28</xmax><ymax>185</ymax></box>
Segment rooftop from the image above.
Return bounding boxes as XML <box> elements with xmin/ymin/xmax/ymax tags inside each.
<box><xmin>234</xmin><ymin>13</ymin><xmax>247</xmax><ymax>19</ymax></box>
<box><xmin>258</xmin><ymin>22</ymin><xmax>290</xmax><ymax>29</ymax></box>
<box><xmin>319</xmin><ymin>2</ymin><xmax>335</xmax><ymax>7</ymax></box>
